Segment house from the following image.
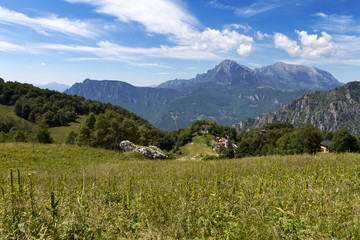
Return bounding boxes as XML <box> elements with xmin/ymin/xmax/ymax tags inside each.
<box><xmin>201</xmin><ymin>125</ymin><xmax>209</xmax><ymax>133</ymax></box>
<box><xmin>213</xmin><ymin>136</ymin><xmax>228</xmax><ymax>151</ymax></box>
<box><xmin>320</xmin><ymin>140</ymin><xmax>331</xmax><ymax>153</ymax></box>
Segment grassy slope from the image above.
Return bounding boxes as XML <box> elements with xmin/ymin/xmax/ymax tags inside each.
<box><xmin>0</xmin><ymin>103</ymin><xmax>83</xmax><ymax>143</ymax></box>
<box><xmin>1</xmin><ymin>142</ymin><xmax>359</xmax><ymax>239</ymax></box>
<box><xmin>48</xmin><ymin>115</ymin><xmax>84</xmax><ymax>143</ymax></box>
<box><xmin>178</xmin><ymin>133</ymin><xmax>217</xmax><ymax>160</ymax></box>
<box><xmin>0</xmin><ymin>104</ymin><xmax>33</xmax><ymax>126</ymax></box>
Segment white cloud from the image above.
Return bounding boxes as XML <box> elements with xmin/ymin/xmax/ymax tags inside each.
<box><xmin>256</xmin><ymin>31</ymin><xmax>271</xmax><ymax>40</ymax></box>
<box><xmin>0</xmin><ymin>6</ymin><xmax>96</xmax><ymax>37</ymax></box>
<box><xmin>237</xmin><ymin>44</ymin><xmax>253</xmax><ymax>56</ymax></box>
<box><xmin>196</xmin><ymin>28</ymin><xmax>254</xmax><ymax>53</ymax></box>
<box><xmin>274</xmin><ymin>32</ymin><xmax>300</xmax><ymax>57</ymax></box>
<box><xmin>236</xmin><ymin>2</ymin><xmax>284</xmax><ymax>17</ymax></box>
<box><xmin>296</xmin><ymin>31</ymin><xmax>336</xmax><ymax>58</ymax></box>
<box><xmin>314</xmin><ymin>12</ymin><xmax>360</xmax><ymax>34</ymax></box>
<box><xmin>209</xmin><ymin>0</ymin><xmax>289</xmax><ymax>18</ymax></box>
<box><xmin>64</xmin><ymin>0</ymin><xmax>255</xmax><ymax>58</ymax></box>
<box><xmin>0</xmin><ymin>40</ymin><xmax>25</xmax><ymax>52</ymax></box>
<box><xmin>65</xmin><ymin>0</ymin><xmax>198</xmax><ymax>44</ymax></box>
<box><xmin>274</xmin><ymin>31</ymin><xmax>337</xmax><ymax>59</ymax></box>
<box><xmin>41</xmin><ymin>41</ymin><xmax>222</xmax><ymax>60</ymax></box>
<box><xmin>225</xmin><ymin>23</ymin><xmax>252</xmax><ymax>32</ymax></box>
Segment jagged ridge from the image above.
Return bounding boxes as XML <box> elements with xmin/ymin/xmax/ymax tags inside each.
<box><xmin>234</xmin><ymin>82</ymin><xmax>360</xmax><ymax>135</ymax></box>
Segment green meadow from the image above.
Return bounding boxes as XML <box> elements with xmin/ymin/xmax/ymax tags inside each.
<box><xmin>1</xmin><ymin>143</ymin><xmax>360</xmax><ymax>239</ymax></box>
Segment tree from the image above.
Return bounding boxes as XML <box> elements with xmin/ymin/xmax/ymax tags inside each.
<box><xmin>33</xmin><ymin>122</ymin><xmax>53</xmax><ymax>144</ymax></box>
<box><xmin>275</xmin><ymin>125</ymin><xmax>320</xmax><ymax>155</ymax></box>
<box><xmin>65</xmin><ymin>130</ymin><xmax>77</xmax><ymax>144</ymax></box>
<box><xmin>296</xmin><ymin>124</ymin><xmax>321</xmax><ymax>154</ymax></box>
<box><xmin>86</xmin><ymin>112</ymin><xmax>96</xmax><ymax>130</ymax></box>
<box><xmin>13</xmin><ymin>130</ymin><xmax>28</xmax><ymax>142</ymax></box>
<box><xmin>330</xmin><ymin>129</ymin><xmax>359</xmax><ymax>153</ymax></box>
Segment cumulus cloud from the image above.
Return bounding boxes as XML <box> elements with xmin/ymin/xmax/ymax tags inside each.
<box><xmin>274</xmin><ymin>31</ymin><xmax>337</xmax><ymax>59</ymax></box>
<box><xmin>0</xmin><ymin>6</ymin><xmax>95</xmax><ymax>37</ymax></box>
<box><xmin>274</xmin><ymin>32</ymin><xmax>300</xmax><ymax>57</ymax></box>
<box><xmin>296</xmin><ymin>31</ymin><xmax>336</xmax><ymax>58</ymax></box>
<box><xmin>196</xmin><ymin>28</ymin><xmax>254</xmax><ymax>54</ymax></box>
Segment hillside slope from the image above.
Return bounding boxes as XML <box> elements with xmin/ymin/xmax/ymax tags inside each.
<box><xmin>234</xmin><ymin>82</ymin><xmax>360</xmax><ymax>135</ymax></box>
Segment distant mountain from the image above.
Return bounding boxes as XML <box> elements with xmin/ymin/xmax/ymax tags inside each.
<box><xmin>36</xmin><ymin>82</ymin><xmax>70</xmax><ymax>92</ymax></box>
<box><xmin>254</xmin><ymin>62</ymin><xmax>340</xmax><ymax>90</ymax></box>
<box><xmin>66</xmin><ymin>79</ymin><xmax>178</xmax><ymax>124</ymax></box>
<box><xmin>65</xmin><ymin>60</ymin><xmax>343</xmax><ymax>131</ymax></box>
<box><xmin>234</xmin><ymin>82</ymin><xmax>360</xmax><ymax>135</ymax></box>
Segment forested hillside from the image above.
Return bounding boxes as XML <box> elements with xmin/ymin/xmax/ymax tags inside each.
<box><xmin>0</xmin><ymin>78</ymin><xmax>176</xmax><ymax>150</ymax></box>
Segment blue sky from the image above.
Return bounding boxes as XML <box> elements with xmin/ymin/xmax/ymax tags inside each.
<box><xmin>0</xmin><ymin>0</ymin><xmax>359</xmax><ymax>86</ymax></box>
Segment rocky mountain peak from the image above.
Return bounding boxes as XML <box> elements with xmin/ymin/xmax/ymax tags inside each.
<box><xmin>215</xmin><ymin>59</ymin><xmax>251</xmax><ymax>75</ymax></box>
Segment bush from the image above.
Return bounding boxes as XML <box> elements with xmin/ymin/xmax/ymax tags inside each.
<box><xmin>202</xmin><ymin>155</ymin><xmax>220</xmax><ymax>161</ymax></box>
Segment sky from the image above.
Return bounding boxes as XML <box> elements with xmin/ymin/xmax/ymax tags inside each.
<box><xmin>0</xmin><ymin>0</ymin><xmax>360</xmax><ymax>87</ymax></box>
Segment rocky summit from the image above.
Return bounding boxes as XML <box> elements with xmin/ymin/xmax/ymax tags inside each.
<box><xmin>65</xmin><ymin>60</ymin><xmax>343</xmax><ymax>131</ymax></box>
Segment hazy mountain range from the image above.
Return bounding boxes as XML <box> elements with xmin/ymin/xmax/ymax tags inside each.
<box><xmin>65</xmin><ymin>60</ymin><xmax>343</xmax><ymax>131</ymax></box>
<box><xmin>36</xmin><ymin>82</ymin><xmax>70</xmax><ymax>92</ymax></box>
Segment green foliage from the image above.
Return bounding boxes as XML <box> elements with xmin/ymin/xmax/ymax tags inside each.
<box><xmin>236</xmin><ymin>123</ymin><xmax>321</xmax><ymax>157</ymax></box>
<box><xmin>276</xmin><ymin>124</ymin><xmax>321</xmax><ymax>155</ymax></box>
<box><xmin>13</xmin><ymin>130</ymin><xmax>28</xmax><ymax>142</ymax></box>
<box><xmin>330</xmin><ymin>129</ymin><xmax>360</xmax><ymax>153</ymax></box>
<box><xmin>33</xmin><ymin>122</ymin><xmax>53</xmax><ymax>144</ymax></box>
<box><xmin>0</xmin><ymin>80</ymin><xmax>177</xmax><ymax>151</ymax></box>
<box><xmin>202</xmin><ymin>155</ymin><xmax>220</xmax><ymax>160</ymax></box>
<box><xmin>65</xmin><ymin>130</ymin><xmax>77</xmax><ymax>144</ymax></box>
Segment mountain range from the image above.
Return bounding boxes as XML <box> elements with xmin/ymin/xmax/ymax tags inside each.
<box><xmin>234</xmin><ymin>81</ymin><xmax>360</xmax><ymax>135</ymax></box>
<box><xmin>36</xmin><ymin>82</ymin><xmax>70</xmax><ymax>92</ymax></box>
<box><xmin>65</xmin><ymin>60</ymin><xmax>343</xmax><ymax>131</ymax></box>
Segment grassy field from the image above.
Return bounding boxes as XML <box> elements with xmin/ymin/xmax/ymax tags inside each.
<box><xmin>48</xmin><ymin>116</ymin><xmax>84</xmax><ymax>143</ymax></box>
<box><xmin>1</xmin><ymin>143</ymin><xmax>360</xmax><ymax>239</ymax></box>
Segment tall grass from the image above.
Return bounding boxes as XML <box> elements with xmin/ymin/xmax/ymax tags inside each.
<box><xmin>0</xmin><ymin>143</ymin><xmax>360</xmax><ymax>239</ymax></box>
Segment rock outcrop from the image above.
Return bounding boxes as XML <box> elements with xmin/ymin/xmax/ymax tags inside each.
<box><xmin>119</xmin><ymin>140</ymin><xmax>168</xmax><ymax>159</ymax></box>
<box><xmin>234</xmin><ymin>82</ymin><xmax>360</xmax><ymax>135</ymax></box>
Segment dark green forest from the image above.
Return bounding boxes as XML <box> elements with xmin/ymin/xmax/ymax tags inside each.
<box><xmin>0</xmin><ymin>78</ymin><xmax>359</xmax><ymax>156</ymax></box>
